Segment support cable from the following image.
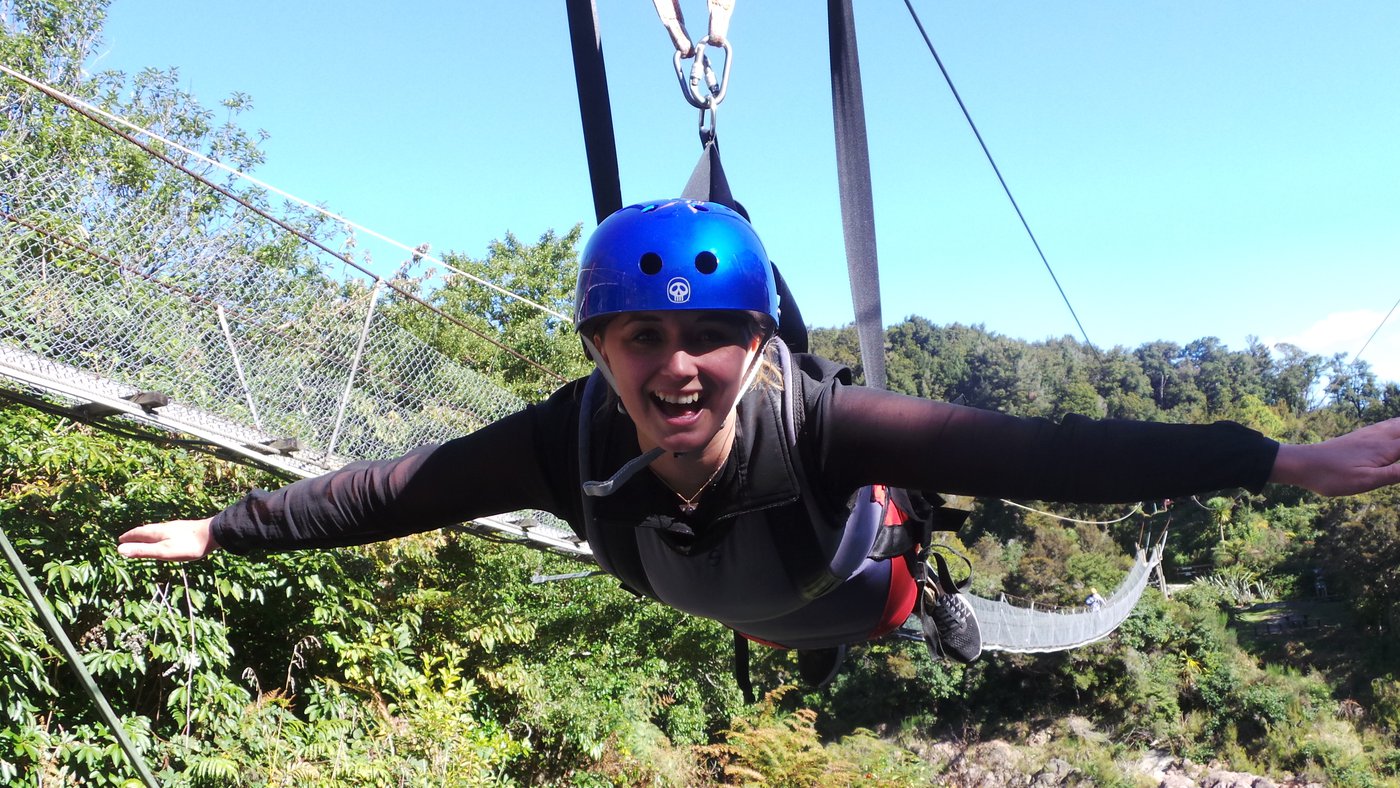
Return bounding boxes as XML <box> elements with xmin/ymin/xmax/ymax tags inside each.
<box><xmin>0</xmin><ymin>64</ymin><xmax>571</xmax><ymax>323</ymax></box>
<box><xmin>328</xmin><ymin>279</ymin><xmax>384</xmax><ymax>455</ymax></box>
<box><xmin>1352</xmin><ymin>292</ymin><xmax>1400</xmax><ymax>369</ymax></box>
<box><xmin>998</xmin><ymin>499</ymin><xmax>1143</xmax><ymax>526</ymax></box>
<box><xmin>0</xmin><ymin>129</ymin><xmax>567</xmax><ymax>384</ymax></box>
<box><xmin>0</xmin><ymin>526</ymin><xmax>161</xmax><ymax>787</ymax></box>
<box><xmin>216</xmin><ymin>305</ymin><xmax>263</xmax><ymax>432</ymax></box>
<box><xmin>900</xmin><ymin>1</ymin><xmax>1095</xmax><ymax>352</ymax></box>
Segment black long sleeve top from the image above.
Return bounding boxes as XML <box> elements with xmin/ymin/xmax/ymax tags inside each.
<box><xmin>212</xmin><ymin>353</ymin><xmax>1279</xmax><ymax>554</ymax></box>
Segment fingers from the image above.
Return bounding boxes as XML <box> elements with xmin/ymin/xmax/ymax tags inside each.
<box><xmin>117</xmin><ymin>519</ymin><xmax>214</xmax><ymax>562</ymax></box>
<box><xmin>117</xmin><ymin>523</ymin><xmax>170</xmax><ymax>545</ymax></box>
<box><xmin>1271</xmin><ymin>421</ymin><xmax>1400</xmax><ymax>497</ymax></box>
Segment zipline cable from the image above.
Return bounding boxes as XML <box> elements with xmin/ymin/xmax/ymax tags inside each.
<box><xmin>901</xmin><ymin>1</ymin><xmax>1096</xmax><ymax>352</ymax></box>
<box><xmin>1352</xmin><ymin>292</ymin><xmax>1400</xmax><ymax>370</ymax></box>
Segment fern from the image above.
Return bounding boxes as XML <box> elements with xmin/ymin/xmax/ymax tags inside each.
<box><xmin>187</xmin><ymin>755</ymin><xmax>240</xmax><ymax>785</ymax></box>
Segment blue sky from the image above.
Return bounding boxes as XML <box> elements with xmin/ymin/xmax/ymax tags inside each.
<box><xmin>90</xmin><ymin>1</ymin><xmax>1399</xmax><ymax>381</ymax></box>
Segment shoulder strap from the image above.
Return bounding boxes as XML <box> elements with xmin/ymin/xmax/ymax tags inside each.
<box><xmin>776</xmin><ymin>342</ymin><xmax>878</xmax><ymax>595</ymax></box>
<box><xmin>577</xmin><ymin>371</ymin><xmax>656</xmax><ymax>598</ymax></box>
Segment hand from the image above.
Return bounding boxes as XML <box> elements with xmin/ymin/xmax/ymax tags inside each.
<box><xmin>117</xmin><ymin>518</ymin><xmax>220</xmax><ymax>562</ymax></box>
<box><xmin>1270</xmin><ymin>417</ymin><xmax>1400</xmax><ymax>496</ymax></box>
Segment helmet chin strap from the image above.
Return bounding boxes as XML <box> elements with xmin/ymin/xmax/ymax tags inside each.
<box><xmin>579</xmin><ymin>334</ymin><xmax>621</xmax><ymax>397</ymax></box>
<box><xmin>580</xmin><ymin>335</ymin><xmax>771</xmax><ymax>498</ymax></box>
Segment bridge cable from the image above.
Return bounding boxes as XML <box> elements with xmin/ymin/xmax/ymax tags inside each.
<box><xmin>0</xmin><ymin>66</ymin><xmax>569</xmax><ymax>384</ymax></box>
<box><xmin>901</xmin><ymin>1</ymin><xmax>1096</xmax><ymax>352</ymax></box>
<box><xmin>0</xmin><ymin>525</ymin><xmax>160</xmax><ymax>786</ymax></box>
<box><xmin>3</xmin><ymin>205</ymin><xmax>559</xmax><ymax>415</ymax></box>
<box><xmin>0</xmin><ymin>64</ymin><xmax>569</xmax><ymax>322</ymax></box>
<box><xmin>998</xmin><ymin>499</ymin><xmax>1144</xmax><ymax>526</ymax></box>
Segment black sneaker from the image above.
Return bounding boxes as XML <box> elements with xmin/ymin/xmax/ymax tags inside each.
<box><xmin>796</xmin><ymin>644</ymin><xmax>848</xmax><ymax>689</ymax></box>
<box><xmin>920</xmin><ymin>549</ymin><xmax>982</xmax><ymax>664</ymax></box>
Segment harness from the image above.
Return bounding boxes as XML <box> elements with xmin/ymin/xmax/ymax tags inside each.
<box><xmin>580</xmin><ymin>341</ymin><xmax>876</xmax><ymax>597</ymax></box>
<box><xmin>577</xmin><ymin>341</ymin><xmax>965</xmax><ymax>696</ymax></box>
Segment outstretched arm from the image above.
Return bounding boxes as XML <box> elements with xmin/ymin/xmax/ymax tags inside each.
<box><xmin>1269</xmin><ymin>417</ymin><xmax>1400</xmax><ymax>496</ymax></box>
<box><xmin>823</xmin><ymin>386</ymin><xmax>1278</xmax><ymax>502</ymax></box>
<box><xmin>823</xmin><ymin>384</ymin><xmax>1400</xmax><ymax>503</ymax></box>
<box><xmin>115</xmin><ymin>393</ymin><xmax>578</xmax><ymax>562</ymax></box>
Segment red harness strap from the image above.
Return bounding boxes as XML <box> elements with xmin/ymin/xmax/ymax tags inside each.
<box><xmin>867</xmin><ymin>485</ymin><xmax>919</xmax><ymax>639</ymax></box>
<box><xmin>740</xmin><ymin>485</ymin><xmax>920</xmax><ymax>650</ymax></box>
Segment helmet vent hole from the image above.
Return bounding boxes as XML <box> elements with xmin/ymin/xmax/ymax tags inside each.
<box><xmin>694</xmin><ymin>204</ymin><xmax>710</xmax><ymax>212</ymax></box>
<box><xmin>639</xmin><ymin>252</ymin><xmax>663</xmax><ymax>275</ymax></box>
<box><xmin>694</xmin><ymin>251</ymin><xmax>718</xmax><ymax>275</ymax></box>
<box><xmin>641</xmin><ymin>204</ymin><xmax>658</xmax><ymax>213</ymax></box>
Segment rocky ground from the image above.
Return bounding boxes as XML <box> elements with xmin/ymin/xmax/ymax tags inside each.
<box><xmin>904</xmin><ymin>717</ymin><xmax>1332</xmax><ymax>788</ymax></box>
<box><xmin>916</xmin><ymin>741</ymin><xmax>1326</xmax><ymax>787</ymax></box>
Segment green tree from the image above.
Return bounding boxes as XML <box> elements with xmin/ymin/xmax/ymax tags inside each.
<box><xmin>1268</xmin><ymin>343</ymin><xmax>1325</xmax><ymax>415</ymax></box>
<box><xmin>1314</xmin><ymin>486</ymin><xmax>1400</xmax><ymax>632</ymax></box>
<box><xmin>1</xmin><ymin>0</ymin><xmax>105</xmax><ymax>92</ymax></box>
<box><xmin>1091</xmin><ymin>346</ymin><xmax>1158</xmax><ymax>420</ymax></box>
<box><xmin>808</xmin><ymin>323</ymin><xmax>862</xmax><ymax>380</ymax></box>
<box><xmin>386</xmin><ymin>229</ymin><xmax>592</xmax><ymax>401</ymax></box>
<box><xmin>1325</xmin><ymin>355</ymin><xmax>1382</xmax><ymax>422</ymax></box>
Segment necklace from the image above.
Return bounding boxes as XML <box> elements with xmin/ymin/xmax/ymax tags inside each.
<box><xmin>657</xmin><ymin>461</ymin><xmax>725</xmax><ymax>515</ymax></box>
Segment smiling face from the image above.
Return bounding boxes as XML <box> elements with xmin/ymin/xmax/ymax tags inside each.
<box><xmin>594</xmin><ymin>310</ymin><xmax>762</xmax><ymax>458</ymax></box>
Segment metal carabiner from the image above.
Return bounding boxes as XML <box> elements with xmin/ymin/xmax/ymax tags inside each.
<box><xmin>698</xmin><ymin>105</ymin><xmax>717</xmax><ymax>145</ymax></box>
<box><xmin>672</xmin><ymin>36</ymin><xmax>732</xmax><ymax>110</ymax></box>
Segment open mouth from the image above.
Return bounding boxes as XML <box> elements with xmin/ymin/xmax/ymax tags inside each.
<box><xmin>652</xmin><ymin>390</ymin><xmax>705</xmax><ymax>419</ymax></box>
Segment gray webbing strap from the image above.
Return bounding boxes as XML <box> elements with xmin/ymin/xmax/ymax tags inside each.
<box><xmin>681</xmin><ymin>142</ymin><xmax>809</xmax><ymax>352</ymax></box>
<box><xmin>827</xmin><ymin>0</ymin><xmax>886</xmax><ymax>390</ymax></box>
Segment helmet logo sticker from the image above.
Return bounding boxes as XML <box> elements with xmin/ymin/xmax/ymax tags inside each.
<box><xmin>667</xmin><ymin>277</ymin><xmax>692</xmax><ymax>304</ymax></box>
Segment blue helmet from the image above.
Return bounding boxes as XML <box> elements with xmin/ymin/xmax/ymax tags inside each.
<box><xmin>573</xmin><ymin>199</ymin><xmax>779</xmax><ymax>331</ymax></box>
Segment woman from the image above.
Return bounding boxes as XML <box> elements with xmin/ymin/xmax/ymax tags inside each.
<box><xmin>119</xmin><ymin>199</ymin><xmax>1400</xmax><ymax>683</ymax></box>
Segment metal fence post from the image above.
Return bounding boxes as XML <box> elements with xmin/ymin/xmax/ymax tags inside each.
<box><xmin>216</xmin><ymin>304</ymin><xmax>263</xmax><ymax>432</ymax></box>
<box><xmin>328</xmin><ymin>279</ymin><xmax>382</xmax><ymax>455</ymax></box>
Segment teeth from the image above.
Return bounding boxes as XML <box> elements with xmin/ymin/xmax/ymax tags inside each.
<box><xmin>654</xmin><ymin>391</ymin><xmax>700</xmax><ymax>405</ymax></box>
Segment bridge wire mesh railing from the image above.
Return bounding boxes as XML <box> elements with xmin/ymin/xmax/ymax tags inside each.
<box><xmin>966</xmin><ymin>540</ymin><xmax>1166</xmax><ymax>653</ymax></box>
<box><xmin>0</xmin><ymin>72</ymin><xmax>584</xmax><ymax>555</ymax></box>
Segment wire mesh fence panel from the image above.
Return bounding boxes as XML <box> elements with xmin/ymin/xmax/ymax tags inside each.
<box><xmin>0</xmin><ymin>74</ymin><xmax>581</xmax><ymax>554</ymax></box>
<box><xmin>969</xmin><ymin>542</ymin><xmax>1164</xmax><ymax>653</ymax></box>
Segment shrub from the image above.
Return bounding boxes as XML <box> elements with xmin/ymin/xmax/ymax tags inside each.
<box><xmin>699</xmin><ymin>687</ymin><xmax>829</xmax><ymax>785</ymax></box>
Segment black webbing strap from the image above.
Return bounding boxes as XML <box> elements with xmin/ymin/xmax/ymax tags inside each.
<box><xmin>565</xmin><ymin>0</ymin><xmax>624</xmax><ymax>224</ymax></box>
<box><xmin>732</xmin><ymin>630</ymin><xmax>755</xmax><ymax>704</ymax></box>
<box><xmin>681</xmin><ymin>140</ymin><xmax>737</xmax><ymax>209</ymax></box>
<box><xmin>827</xmin><ymin>0</ymin><xmax>885</xmax><ymax>389</ymax></box>
<box><xmin>681</xmin><ymin>142</ymin><xmax>810</xmax><ymax>353</ymax></box>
